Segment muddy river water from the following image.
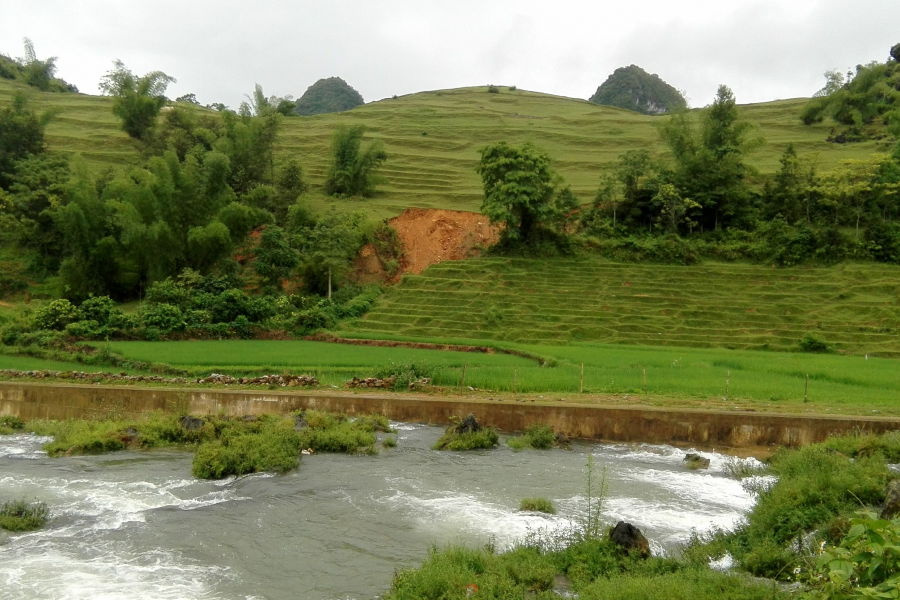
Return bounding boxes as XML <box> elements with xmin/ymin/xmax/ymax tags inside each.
<box><xmin>0</xmin><ymin>422</ymin><xmax>761</xmax><ymax>600</ymax></box>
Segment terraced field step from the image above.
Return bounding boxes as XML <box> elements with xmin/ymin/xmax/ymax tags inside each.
<box><xmin>341</xmin><ymin>258</ymin><xmax>900</xmax><ymax>355</ymax></box>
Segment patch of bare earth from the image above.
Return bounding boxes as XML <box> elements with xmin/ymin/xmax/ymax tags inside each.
<box><xmin>353</xmin><ymin>208</ymin><xmax>500</xmax><ymax>284</ymax></box>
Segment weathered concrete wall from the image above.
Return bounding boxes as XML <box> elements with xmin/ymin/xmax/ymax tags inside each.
<box><xmin>2</xmin><ymin>381</ymin><xmax>899</xmax><ymax>451</ymax></box>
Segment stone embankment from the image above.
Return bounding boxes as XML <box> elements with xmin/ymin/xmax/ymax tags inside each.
<box><xmin>3</xmin><ymin>381</ymin><xmax>900</xmax><ymax>454</ymax></box>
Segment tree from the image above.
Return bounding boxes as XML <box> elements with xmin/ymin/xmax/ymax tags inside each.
<box><xmin>652</xmin><ymin>183</ymin><xmax>700</xmax><ymax>234</ymax></box>
<box><xmin>297</xmin><ymin>210</ymin><xmax>366</xmax><ymax>297</ymax></box>
<box><xmin>18</xmin><ymin>38</ymin><xmax>58</xmax><ymax>92</ymax></box>
<box><xmin>99</xmin><ymin>60</ymin><xmax>176</xmax><ymax>139</ymax></box>
<box><xmin>659</xmin><ymin>85</ymin><xmax>759</xmax><ymax>230</ymax></box>
<box><xmin>813</xmin><ymin>69</ymin><xmax>846</xmax><ymax>98</ymax></box>
<box><xmin>253</xmin><ymin>225</ymin><xmax>298</xmax><ymax>291</ymax></box>
<box><xmin>762</xmin><ymin>144</ymin><xmax>813</xmax><ymax>224</ymax></box>
<box><xmin>0</xmin><ymin>92</ymin><xmax>53</xmax><ymax>189</ymax></box>
<box><xmin>476</xmin><ymin>141</ymin><xmax>574</xmax><ymax>243</ymax></box>
<box><xmin>214</xmin><ymin>110</ymin><xmax>281</xmax><ymax>195</ymax></box>
<box><xmin>240</xmin><ymin>84</ymin><xmax>295</xmax><ymax>118</ymax></box>
<box><xmin>323</xmin><ymin>125</ymin><xmax>387</xmax><ymax>197</ymax></box>
<box><xmin>817</xmin><ymin>157</ymin><xmax>883</xmax><ymax>237</ymax></box>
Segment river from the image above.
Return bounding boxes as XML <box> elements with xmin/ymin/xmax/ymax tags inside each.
<box><xmin>0</xmin><ymin>422</ymin><xmax>761</xmax><ymax>600</ymax></box>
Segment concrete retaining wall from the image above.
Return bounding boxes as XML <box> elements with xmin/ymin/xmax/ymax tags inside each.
<box><xmin>2</xmin><ymin>381</ymin><xmax>899</xmax><ymax>452</ymax></box>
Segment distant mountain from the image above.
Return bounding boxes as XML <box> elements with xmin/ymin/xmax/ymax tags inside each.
<box><xmin>294</xmin><ymin>77</ymin><xmax>364</xmax><ymax>116</ymax></box>
<box><xmin>589</xmin><ymin>65</ymin><xmax>686</xmax><ymax>115</ymax></box>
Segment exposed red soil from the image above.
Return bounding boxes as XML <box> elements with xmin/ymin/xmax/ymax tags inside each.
<box><xmin>389</xmin><ymin>208</ymin><xmax>500</xmax><ymax>275</ymax></box>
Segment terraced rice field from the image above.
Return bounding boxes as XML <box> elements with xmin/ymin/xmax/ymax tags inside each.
<box><xmin>343</xmin><ymin>258</ymin><xmax>900</xmax><ymax>355</ymax></box>
<box><xmin>2</xmin><ymin>80</ymin><xmax>891</xmax><ymax>219</ymax></box>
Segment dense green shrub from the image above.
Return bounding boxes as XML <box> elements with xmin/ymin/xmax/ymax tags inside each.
<box><xmin>507</xmin><ymin>423</ymin><xmax>557</xmax><ymax>450</ymax></box>
<box><xmin>0</xmin><ymin>415</ymin><xmax>25</xmax><ymax>434</ymax></box>
<box><xmin>799</xmin><ymin>334</ymin><xmax>829</xmax><ymax>353</ymax></box>
<box><xmin>33</xmin><ymin>299</ymin><xmax>79</xmax><ymax>330</ymax></box>
<box><xmin>17</xmin><ymin>411</ymin><xmax>387</xmax><ymax>479</ymax></box>
<box><xmin>78</xmin><ymin>295</ymin><xmax>117</xmax><ymax>324</ymax></box>
<box><xmin>192</xmin><ymin>427</ymin><xmax>301</xmax><ymax>479</ymax></box>
<box><xmin>689</xmin><ymin>437</ymin><xmax>897</xmax><ymax>579</ymax></box>
<box><xmin>433</xmin><ymin>428</ymin><xmax>499</xmax><ymax>451</ymax></box>
<box><xmin>519</xmin><ymin>497</ymin><xmax>556</xmax><ymax>514</ymax></box>
<box><xmin>0</xmin><ymin>500</ymin><xmax>49</xmax><ymax>532</ymax></box>
<box><xmin>141</xmin><ymin>303</ymin><xmax>186</xmax><ymax>333</ymax></box>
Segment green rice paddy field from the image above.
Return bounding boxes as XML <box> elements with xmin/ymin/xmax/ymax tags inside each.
<box><xmin>1</xmin><ymin>79</ymin><xmax>892</xmax><ymax>219</ymax></box>
<box><xmin>35</xmin><ymin>339</ymin><xmax>894</xmax><ymax>414</ymax></box>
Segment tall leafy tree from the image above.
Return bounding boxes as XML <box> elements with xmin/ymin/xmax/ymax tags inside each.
<box><xmin>253</xmin><ymin>225</ymin><xmax>298</xmax><ymax>291</ymax></box>
<box><xmin>323</xmin><ymin>125</ymin><xmax>387</xmax><ymax>197</ymax></box>
<box><xmin>18</xmin><ymin>38</ymin><xmax>58</xmax><ymax>92</ymax></box>
<box><xmin>476</xmin><ymin>141</ymin><xmax>574</xmax><ymax>243</ymax></box>
<box><xmin>0</xmin><ymin>92</ymin><xmax>53</xmax><ymax>189</ymax></box>
<box><xmin>99</xmin><ymin>60</ymin><xmax>176</xmax><ymax>139</ymax></box>
<box><xmin>297</xmin><ymin>210</ymin><xmax>366</xmax><ymax>297</ymax></box>
<box><xmin>659</xmin><ymin>85</ymin><xmax>760</xmax><ymax>230</ymax></box>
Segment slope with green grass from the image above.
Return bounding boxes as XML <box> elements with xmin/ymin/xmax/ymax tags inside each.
<box><xmin>1</xmin><ymin>80</ymin><xmax>891</xmax><ymax>219</ymax></box>
<box><xmin>341</xmin><ymin>257</ymin><xmax>900</xmax><ymax>355</ymax></box>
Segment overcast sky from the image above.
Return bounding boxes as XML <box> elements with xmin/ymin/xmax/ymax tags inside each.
<box><xmin>2</xmin><ymin>0</ymin><xmax>898</xmax><ymax>109</ymax></box>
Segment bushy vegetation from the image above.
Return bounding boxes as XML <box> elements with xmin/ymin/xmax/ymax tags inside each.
<box><xmin>0</xmin><ymin>62</ymin><xmax>391</xmax><ymax>346</ymax></box>
<box><xmin>0</xmin><ymin>39</ymin><xmax>77</xmax><ymax>93</ymax></box>
<box><xmin>385</xmin><ymin>536</ymin><xmax>782</xmax><ymax>600</ymax></box>
<box><xmin>519</xmin><ymin>497</ymin><xmax>556</xmax><ymax>514</ymax></box>
<box><xmin>323</xmin><ymin>125</ymin><xmax>387</xmax><ymax>197</ymax></box>
<box><xmin>686</xmin><ymin>433</ymin><xmax>900</xmax><ymax>580</ymax></box>
<box><xmin>294</xmin><ymin>77</ymin><xmax>364</xmax><ymax>116</ymax></box>
<box><xmin>0</xmin><ymin>414</ymin><xmax>25</xmax><ymax>434</ymax></box>
<box><xmin>589</xmin><ymin>64</ymin><xmax>687</xmax><ymax>115</ymax></box>
<box><xmin>507</xmin><ymin>423</ymin><xmax>557</xmax><ymax>450</ymax></box>
<box><xmin>0</xmin><ymin>499</ymin><xmax>49</xmax><ymax>532</ymax></box>
<box><xmin>799</xmin><ymin>511</ymin><xmax>900</xmax><ymax>599</ymax></box>
<box><xmin>432</xmin><ymin>423</ymin><xmax>499</xmax><ymax>451</ymax></box>
<box><xmin>14</xmin><ymin>410</ymin><xmax>386</xmax><ymax>479</ymax></box>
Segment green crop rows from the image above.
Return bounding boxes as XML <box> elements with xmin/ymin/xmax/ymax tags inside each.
<box><xmin>342</xmin><ymin>257</ymin><xmax>900</xmax><ymax>355</ymax></box>
<box><xmin>2</xmin><ymin>80</ymin><xmax>890</xmax><ymax>220</ymax></box>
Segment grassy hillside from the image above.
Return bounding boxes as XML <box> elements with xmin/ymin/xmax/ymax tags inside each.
<box><xmin>340</xmin><ymin>257</ymin><xmax>900</xmax><ymax>356</ymax></box>
<box><xmin>1</xmin><ymin>79</ymin><xmax>893</xmax><ymax>219</ymax></box>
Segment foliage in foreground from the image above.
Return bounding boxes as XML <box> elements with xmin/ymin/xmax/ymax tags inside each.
<box><xmin>799</xmin><ymin>511</ymin><xmax>900</xmax><ymax>599</ymax></box>
<box><xmin>686</xmin><ymin>432</ymin><xmax>900</xmax><ymax>580</ymax></box>
<box><xmin>18</xmin><ymin>410</ymin><xmax>388</xmax><ymax>479</ymax></box>
<box><xmin>0</xmin><ymin>499</ymin><xmax>49</xmax><ymax>532</ymax></box>
<box><xmin>384</xmin><ymin>538</ymin><xmax>782</xmax><ymax>600</ymax></box>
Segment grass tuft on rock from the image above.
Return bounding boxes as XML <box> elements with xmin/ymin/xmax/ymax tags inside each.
<box><xmin>0</xmin><ymin>500</ymin><xmax>49</xmax><ymax>532</ymax></box>
<box><xmin>433</xmin><ymin>428</ymin><xmax>499</xmax><ymax>451</ymax></box>
<box><xmin>519</xmin><ymin>497</ymin><xmax>556</xmax><ymax>514</ymax></box>
<box><xmin>507</xmin><ymin>423</ymin><xmax>557</xmax><ymax>450</ymax></box>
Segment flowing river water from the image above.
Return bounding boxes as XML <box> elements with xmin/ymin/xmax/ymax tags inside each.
<box><xmin>0</xmin><ymin>422</ymin><xmax>762</xmax><ymax>600</ymax></box>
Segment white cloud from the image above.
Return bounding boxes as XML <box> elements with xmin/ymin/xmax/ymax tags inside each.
<box><xmin>0</xmin><ymin>0</ymin><xmax>897</xmax><ymax>108</ymax></box>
